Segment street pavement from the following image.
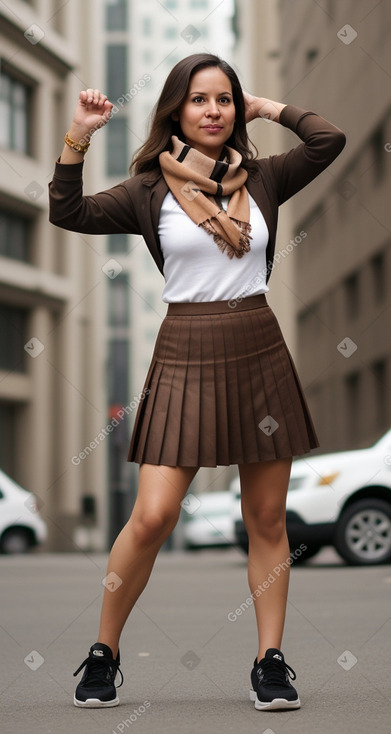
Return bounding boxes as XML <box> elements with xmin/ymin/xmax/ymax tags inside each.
<box><xmin>1</xmin><ymin>546</ymin><xmax>391</xmax><ymax>734</ymax></box>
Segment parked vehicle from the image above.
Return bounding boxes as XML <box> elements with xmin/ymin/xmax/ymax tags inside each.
<box><xmin>231</xmin><ymin>429</ymin><xmax>391</xmax><ymax>565</ymax></box>
<box><xmin>182</xmin><ymin>490</ymin><xmax>235</xmax><ymax>549</ymax></box>
<box><xmin>0</xmin><ymin>468</ymin><xmax>47</xmax><ymax>554</ymax></box>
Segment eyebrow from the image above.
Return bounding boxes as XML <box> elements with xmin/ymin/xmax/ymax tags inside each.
<box><xmin>189</xmin><ymin>90</ymin><xmax>232</xmax><ymax>96</ymax></box>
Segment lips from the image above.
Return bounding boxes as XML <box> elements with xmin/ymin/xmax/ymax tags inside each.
<box><xmin>202</xmin><ymin>125</ymin><xmax>223</xmax><ymax>131</ymax></box>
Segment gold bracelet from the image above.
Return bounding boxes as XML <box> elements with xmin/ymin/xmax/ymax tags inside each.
<box><xmin>64</xmin><ymin>132</ymin><xmax>90</xmax><ymax>154</ymax></box>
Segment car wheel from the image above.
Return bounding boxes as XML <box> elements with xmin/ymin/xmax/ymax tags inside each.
<box><xmin>0</xmin><ymin>528</ymin><xmax>33</xmax><ymax>554</ymax></box>
<box><xmin>335</xmin><ymin>498</ymin><xmax>391</xmax><ymax>566</ymax></box>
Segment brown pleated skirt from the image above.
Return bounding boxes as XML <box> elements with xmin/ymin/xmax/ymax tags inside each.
<box><xmin>127</xmin><ymin>294</ymin><xmax>319</xmax><ymax>467</ymax></box>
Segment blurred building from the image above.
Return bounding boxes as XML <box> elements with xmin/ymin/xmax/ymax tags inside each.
<box><xmin>278</xmin><ymin>0</ymin><xmax>391</xmax><ymax>451</ymax></box>
<box><xmin>0</xmin><ymin>0</ymin><xmax>241</xmax><ymax>551</ymax></box>
<box><xmin>233</xmin><ymin>0</ymin><xmax>297</xmax><ymax>345</ymax></box>
<box><xmin>0</xmin><ymin>1</ymin><xmax>107</xmax><ymax>550</ymax></box>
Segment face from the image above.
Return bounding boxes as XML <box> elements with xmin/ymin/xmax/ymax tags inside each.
<box><xmin>173</xmin><ymin>66</ymin><xmax>236</xmax><ymax>159</ymax></box>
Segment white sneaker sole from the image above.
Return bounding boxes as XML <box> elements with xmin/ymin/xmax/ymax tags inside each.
<box><xmin>250</xmin><ymin>689</ymin><xmax>300</xmax><ymax>710</ymax></box>
<box><xmin>74</xmin><ymin>695</ymin><xmax>119</xmax><ymax>708</ymax></box>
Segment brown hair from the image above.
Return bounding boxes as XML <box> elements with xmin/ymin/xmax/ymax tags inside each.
<box><xmin>130</xmin><ymin>53</ymin><xmax>258</xmax><ymax>176</ymax></box>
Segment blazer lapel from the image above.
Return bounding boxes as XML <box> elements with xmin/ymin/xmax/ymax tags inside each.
<box><xmin>140</xmin><ymin>173</ymin><xmax>169</xmax><ymax>274</ymax></box>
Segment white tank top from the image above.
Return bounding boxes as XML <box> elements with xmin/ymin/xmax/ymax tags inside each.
<box><xmin>158</xmin><ymin>190</ymin><xmax>269</xmax><ymax>303</ymax></box>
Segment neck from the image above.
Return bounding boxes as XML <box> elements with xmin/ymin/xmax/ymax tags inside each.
<box><xmin>186</xmin><ymin>142</ymin><xmax>226</xmax><ymax>161</ymax></box>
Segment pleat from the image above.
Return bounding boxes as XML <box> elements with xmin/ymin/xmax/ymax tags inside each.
<box><xmin>264</xmin><ymin>307</ymin><xmax>311</xmax><ymax>455</ymax></box>
<box><xmin>127</xmin><ymin>359</ymin><xmax>163</xmax><ymax>463</ymax></box>
<box><xmin>177</xmin><ymin>317</ymin><xmax>201</xmax><ymax>466</ymax></box>
<box><xmin>223</xmin><ymin>312</ymin><xmax>246</xmax><ymax>463</ymax></box>
<box><xmin>212</xmin><ymin>314</ymin><xmax>231</xmax><ymax>466</ymax></box>
<box><xmin>249</xmin><ymin>308</ymin><xmax>281</xmax><ymax>460</ymax></box>
<box><xmin>164</xmin><ymin>319</ymin><xmax>191</xmax><ymax>465</ymax></box>
<box><xmin>127</xmin><ymin>299</ymin><xmax>319</xmax><ymax>467</ymax></box>
<box><xmin>241</xmin><ymin>309</ymin><xmax>269</xmax><ymax>461</ymax></box>
<box><xmin>199</xmin><ymin>315</ymin><xmax>217</xmax><ymax>466</ymax></box>
<box><xmin>283</xmin><ymin>349</ymin><xmax>319</xmax><ymax>449</ymax></box>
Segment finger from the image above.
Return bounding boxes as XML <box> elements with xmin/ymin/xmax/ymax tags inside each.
<box><xmin>85</xmin><ymin>88</ymin><xmax>94</xmax><ymax>103</ymax></box>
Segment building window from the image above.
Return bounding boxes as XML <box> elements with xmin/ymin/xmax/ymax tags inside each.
<box><xmin>0</xmin><ymin>69</ymin><xmax>30</xmax><ymax>154</ymax></box>
<box><xmin>108</xmin><ymin>340</ymin><xmax>129</xmax><ymax>404</ymax></box>
<box><xmin>105</xmin><ymin>0</ymin><xmax>128</xmax><ymax>30</ymax></box>
<box><xmin>108</xmin><ymin>233</ymin><xmax>128</xmax><ymax>253</ymax></box>
<box><xmin>106</xmin><ymin>45</ymin><xmax>128</xmax><ymax>101</ymax></box>
<box><xmin>164</xmin><ymin>26</ymin><xmax>177</xmax><ymax>39</ymax></box>
<box><xmin>344</xmin><ymin>272</ymin><xmax>359</xmax><ymax>320</ymax></box>
<box><xmin>0</xmin><ymin>209</ymin><xmax>30</xmax><ymax>261</ymax></box>
<box><xmin>143</xmin><ymin>50</ymin><xmax>153</xmax><ymax>66</ymax></box>
<box><xmin>106</xmin><ymin>117</ymin><xmax>128</xmax><ymax>176</ymax></box>
<box><xmin>306</xmin><ymin>48</ymin><xmax>319</xmax><ymax>63</ymax></box>
<box><xmin>189</xmin><ymin>0</ymin><xmax>208</xmax><ymax>7</ymax></box>
<box><xmin>142</xmin><ymin>17</ymin><xmax>152</xmax><ymax>34</ymax></box>
<box><xmin>371</xmin><ymin>124</ymin><xmax>385</xmax><ymax>185</ymax></box>
<box><xmin>0</xmin><ymin>304</ymin><xmax>27</xmax><ymax>373</ymax></box>
<box><xmin>372</xmin><ymin>359</ymin><xmax>388</xmax><ymax>430</ymax></box>
<box><xmin>327</xmin><ymin>0</ymin><xmax>335</xmax><ymax>20</ymax></box>
<box><xmin>0</xmin><ymin>402</ymin><xmax>17</xmax><ymax>477</ymax></box>
<box><xmin>371</xmin><ymin>250</ymin><xmax>386</xmax><ymax>304</ymax></box>
<box><xmin>345</xmin><ymin>371</ymin><xmax>360</xmax><ymax>444</ymax></box>
<box><xmin>108</xmin><ymin>273</ymin><xmax>129</xmax><ymax>327</ymax></box>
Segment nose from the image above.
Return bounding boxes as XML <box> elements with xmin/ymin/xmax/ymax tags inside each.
<box><xmin>205</xmin><ymin>102</ymin><xmax>221</xmax><ymax>118</ymax></box>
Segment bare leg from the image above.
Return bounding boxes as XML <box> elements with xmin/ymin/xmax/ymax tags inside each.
<box><xmin>97</xmin><ymin>464</ymin><xmax>198</xmax><ymax>657</ymax></box>
<box><xmin>239</xmin><ymin>458</ymin><xmax>292</xmax><ymax>662</ymax></box>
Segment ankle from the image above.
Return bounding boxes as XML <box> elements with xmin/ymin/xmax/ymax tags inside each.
<box><xmin>96</xmin><ymin>640</ymin><xmax>119</xmax><ymax>659</ymax></box>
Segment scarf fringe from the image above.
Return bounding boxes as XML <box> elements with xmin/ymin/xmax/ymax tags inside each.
<box><xmin>200</xmin><ymin>218</ymin><xmax>252</xmax><ymax>259</ymax></box>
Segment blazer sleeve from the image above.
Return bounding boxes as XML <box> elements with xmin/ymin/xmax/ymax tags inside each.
<box><xmin>269</xmin><ymin>105</ymin><xmax>346</xmax><ymax>206</ymax></box>
<box><xmin>48</xmin><ymin>159</ymin><xmax>142</xmax><ymax>235</ymax></box>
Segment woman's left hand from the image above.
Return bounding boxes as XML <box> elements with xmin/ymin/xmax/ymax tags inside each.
<box><xmin>243</xmin><ymin>91</ymin><xmax>260</xmax><ymax>124</ymax></box>
<box><xmin>243</xmin><ymin>92</ymin><xmax>286</xmax><ymax>124</ymax></box>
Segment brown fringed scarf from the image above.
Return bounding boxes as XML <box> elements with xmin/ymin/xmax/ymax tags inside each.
<box><xmin>159</xmin><ymin>136</ymin><xmax>252</xmax><ymax>258</ymax></box>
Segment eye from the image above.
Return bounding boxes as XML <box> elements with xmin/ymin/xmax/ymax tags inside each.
<box><xmin>219</xmin><ymin>96</ymin><xmax>231</xmax><ymax>104</ymax></box>
<box><xmin>192</xmin><ymin>96</ymin><xmax>204</xmax><ymax>103</ymax></box>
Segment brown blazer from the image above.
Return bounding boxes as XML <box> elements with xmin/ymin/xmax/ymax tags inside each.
<box><xmin>48</xmin><ymin>105</ymin><xmax>346</xmax><ymax>283</ymax></box>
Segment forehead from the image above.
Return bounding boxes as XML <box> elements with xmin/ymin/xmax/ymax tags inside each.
<box><xmin>188</xmin><ymin>66</ymin><xmax>232</xmax><ymax>92</ymax></box>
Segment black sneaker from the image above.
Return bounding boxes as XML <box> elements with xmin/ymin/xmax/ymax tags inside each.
<box><xmin>250</xmin><ymin>648</ymin><xmax>300</xmax><ymax>711</ymax></box>
<box><xmin>73</xmin><ymin>643</ymin><xmax>123</xmax><ymax>708</ymax></box>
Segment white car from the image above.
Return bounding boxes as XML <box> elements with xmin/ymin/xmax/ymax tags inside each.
<box><xmin>182</xmin><ymin>490</ymin><xmax>235</xmax><ymax>549</ymax></box>
<box><xmin>0</xmin><ymin>468</ymin><xmax>47</xmax><ymax>554</ymax></box>
<box><xmin>231</xmin><ymin>429</ymin><xmax>391</xmax><ymax>565</ymax></box>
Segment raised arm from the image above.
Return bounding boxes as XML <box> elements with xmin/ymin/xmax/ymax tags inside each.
<box><xmin>243</xmin><ymin>93</ymin><xmax>346</xmax><ymax>205</ymax></box>
<box><xmin>48</xmin><ymin>89</ymin><xmax>141</xmax><ymax>235</ymax></box>
<box><xmin>59</xmin><ymin>88</ymin><xmax>113</xmax><ymax>164</ymax></box>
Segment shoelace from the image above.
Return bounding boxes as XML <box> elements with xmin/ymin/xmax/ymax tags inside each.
<box><xmin>257</xmin><ymin>658</ymin><xmax>297</xmax><ymax>686</ymax></box>
<box><xmin>73</xmin><ymin>654</ymin><xmax>124</xmax><ymax>689</ymax></box>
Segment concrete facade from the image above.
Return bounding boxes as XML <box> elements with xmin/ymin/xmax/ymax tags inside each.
<box><xmin>0</xmin><ymin>0</ymin><xmax>108</xmax><ymax>550</ymax></box>
<box><xmin>278</xmin><ymin>0</ymin><xmax>391</xmax><ymax>451</ymax></box>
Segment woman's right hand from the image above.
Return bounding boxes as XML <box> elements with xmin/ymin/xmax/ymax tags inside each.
<box><xmin>59</xmin><ymin>89</ymin><xmax>114</xmax><ymax>164</ymax></box>
<box><xmin>69</xmin><ymin>89</ymin><xmax>114</xmax><ymax>140</ymax></box>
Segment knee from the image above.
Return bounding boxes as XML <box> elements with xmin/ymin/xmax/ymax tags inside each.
<box><xmin>243</xmin><ymin>506</ymin><xmax>286</xmax><ymax>543</ymax></box>
<box><xmin>132</xmin><ymin>506</ymin><xmax>179</xmax><ymax>546</ymax></box>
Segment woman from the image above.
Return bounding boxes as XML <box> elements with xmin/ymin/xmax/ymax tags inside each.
<box><xmin>49</xmin><ymin>53</ymin><xmax>346</xmax><ymax>711</ymax></box>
